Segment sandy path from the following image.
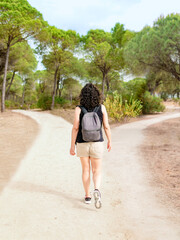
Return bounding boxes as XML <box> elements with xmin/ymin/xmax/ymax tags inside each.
<box><xmin>0</xmin><ymin>109</ymin><xmax>180</xmax><ymax>240</ymax></box>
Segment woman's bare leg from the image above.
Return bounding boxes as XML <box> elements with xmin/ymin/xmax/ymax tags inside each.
<box><xmin>80</xmin><ymin>157</ymin><xmax>91</xmax><ymax>197</ymax></box>
<box><xmin>90</xmin><ymin>157</ymin><xmax>102</xmax><ymax>190</ymax></box>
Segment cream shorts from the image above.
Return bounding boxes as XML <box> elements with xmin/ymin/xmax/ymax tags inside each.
<box><xmin>76</xmin><ymin>142</ymin><xmax>104</xmax><ymax>159</ymax></box>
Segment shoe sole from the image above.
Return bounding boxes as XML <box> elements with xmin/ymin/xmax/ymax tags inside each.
<box><xmin>85</xmin><ymin>200</ymin><xmax>91</xmax><ymax>204</ymax></box>
<box><xmin>93</xmin><ymin>190</ymin><xmax>102</xmax><ymax>209</ymax></box>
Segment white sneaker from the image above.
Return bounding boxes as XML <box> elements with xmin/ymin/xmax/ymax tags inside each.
<box><xmin>93</xmin><ymin>189</ymin><xmax>102</xmax><ymax>209</ymax></box>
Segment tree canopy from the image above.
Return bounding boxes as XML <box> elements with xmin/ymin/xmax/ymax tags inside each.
<box><xmin>124</xmin><ymin>14</ymin><xmax>180</xmax><ymax>83</ymax></box>
<box><xmin>81</xmin><ymin>25</ymin><xmax>130</xmax><ymax>98</ymax></box>
<box><xmin>37</xmin><ymin>26</ymin><xmax>80</xmax><ymax>109</ymax></box>
<box><xmin>0</xmin><ymin>1</ymin><xmax>179</xmax><ymax>112</ymax></box>
<box><xmin>0</xmin><ymin>0</ymin><xmax>46</xmax><ymax>111</ymax></box>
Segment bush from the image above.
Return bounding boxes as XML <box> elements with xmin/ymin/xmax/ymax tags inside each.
<box><xmin>104</xmin><ymin>93</ymin><xmax>124</xmax><ymax>121</ymax></box>
<box><xmin>20</xmin><ymin>104</ymin><xmax>29</xmax><ymax>110</ymax></box>
<box><xmin>160</xmin><ymin>92</ymin><xmax>169</xmax><ymax>101</ymax></box>
<box><xmin>37</xmin><ymin>95</ymin><xmax>72</xmax><ymax>110</ymax></box>
<box><xmin>142</xmin><ymin>91</ymin><xmax>165</xmax><ymax>114</ymax></box>
<box><xmin>104</xmin><ymin>91</ymin><xmax>143</xmax><ymax>121</ymax></box>
<box><xmin>30</xmin><ymin>103</ymin><xmax>38</xmax><ymax>109</ymax></box>
<box><xmin>54</xmin><ymin>97</ymin><xmax>71</xmax><ymax>108</ymax></box>
<box><xmin>5</xmin><ymin>100</ymin><xmax>13</xmax><ymax>108</ymax></box>
<box><xmin>37</xmin><ymin>95</ymin><xmax>52</xmax><ymax>110</ymax></box>
<box><xmin>14</xmin><ymin>102</ymin><xmax>21</xmax><ymax>109</ymax></box>
<box><xmin>121</xmin><ymin>78</ymin><xmax>147</xmax><ymax>102</ymax></box>
<box><xmin>5</xmin><ymin>100</ymin><xmax>21</xmax><ymax>109</ymax></box>
<box><xmin>123</xmin><ymin>96</ymin><xmax>143</xmax><ymax>118</ymax></box>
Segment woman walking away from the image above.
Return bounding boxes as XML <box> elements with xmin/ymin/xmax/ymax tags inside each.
<box><xmin>70</xmin><ymin>83</ymin><xmax>111</xmax><ymax>209</ymax></box>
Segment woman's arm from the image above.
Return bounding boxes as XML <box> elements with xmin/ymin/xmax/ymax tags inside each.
<box><xmin>101</xmin><ymin>104</ymin><xmax>112</xmax><ymax>152</ymax></box>
<box><xmin>70</xmin><ymin>107</ymin><xmax>81</xmax><ymax>155</ymax></box>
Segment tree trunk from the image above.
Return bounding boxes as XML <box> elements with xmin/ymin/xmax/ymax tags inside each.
<box><xmin>177</xmin><ymin>91</ymin><xmax>179</xmax><ymax>99</ymax></box>
<box><xmin>58</xmin><ymin>76</ymin><xmax>63</xmax><ymax>98</ymax></box>
<box><xmin>51</xmin><ymin>66</ymin><xmax>59</xmax><ymax>110</ymax></box>
<box><xmin>149</xmin><ymin>79</ymin><xmax>161</xmax><ymax>95</ymax></box>
<box><xmin>105</xmin><ymin>75</ymin><xmax>110</xmax><ymax>92</ymax></box>
<box><xmin>102</xmin><ymin>72</ymin><xmax>106</xmax><ymax>100</ymax></box>
<box><xmin>56</xmin><ymin>78</ymin><xmax>59</xmax><ymax>96</ymax></box>
<box><xmin>22</xmin><ymin>83</ymin><xmax>26</xmax><ymax>106</ymax></box>
<box><xmin>59</xmin><ymin>89</ymin><xmax>62</xmax><ymax>98</ymax></box>
<box><xmin>1</xmin><ymin>42</ymin><xmax>10</xmax><ymax>112</ymax></box>
<box><xmin>6</xmin><ymin>70</ymin><xmax>16</xmax><ymax>99</ymax></box>
<box><xmin>70</xmin><ymin>93</ymin><xmax>72</xmax><ymax>103</ymax></box>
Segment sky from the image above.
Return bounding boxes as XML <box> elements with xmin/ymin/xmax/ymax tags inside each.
<box><xmin>28</xmin><ymin>0</ymin><xmax>180</xmax><ymax>35</ymax></box>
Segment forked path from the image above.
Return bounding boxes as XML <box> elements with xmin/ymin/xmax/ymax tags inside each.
<box><xmin>0</xmin><ymin>109</ymin><xmax>180</xmax><ymax>240</ymax></box>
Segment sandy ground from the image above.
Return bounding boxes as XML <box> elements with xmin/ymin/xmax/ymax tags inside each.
<box><xmin>0</xmin><ymin>108</ymin><xmax>180</xmax><ymax>239</ymax></box>
<box><xmin>0</xmin><ymin>111</ymin><xmax>39</xmax><ymax>193</ymax></box>
<box><xmin>139</xmin><ymin>117</ymin><xmax>180</xmax><ymax>212</ymax></box>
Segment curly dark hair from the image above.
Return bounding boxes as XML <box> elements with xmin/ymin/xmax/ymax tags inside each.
<box><xmin>79</xmin><ymin>83</ymin><xmax>102</xmax><ymax>110</ymax></box>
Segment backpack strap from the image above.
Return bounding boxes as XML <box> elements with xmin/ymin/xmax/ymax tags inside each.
<box><xmin>79</xmin><ymin>105</ymin><xmax>100</xmax><ymax>114</ymax></box>
<box><xmin>93</xmin><ymin>105</ymin><xmax>100</xmax><ymax>113</ymax></box>
<box><xmin>80</xmin><ymin>106</ymin><xmax>88</xmax><ymax>114</ymax></box>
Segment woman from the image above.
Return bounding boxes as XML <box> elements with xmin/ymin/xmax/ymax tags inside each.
<box><xmin>70</xmin><ymin>83</ymin><xmax>111</xmax><ymax>208</ymax></box>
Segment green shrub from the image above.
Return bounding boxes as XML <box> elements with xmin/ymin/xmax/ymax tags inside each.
<box><xmin>5</xmin><ymin>100</ymin><xmax>21</xmax><ymax>109</ymax></box>
<box><xmin>20</xmin><ymin>104</ymin><xmax>29</xmax><ymax>110</ymax></box>
<box><xmin>123</xmin><ymin>95</ymin><xmax>143</xmax><ymax>118</ymax></box>
<box><xmin>160</xmin><ymin>92</ymin><xmax>169</xmax><ymax>101</ymax></box>
<box><xmin>142</xmin><ymin>91</ymin><xmax>165</xmax><ymax>114</ymax></box>
<box><xmin>30</xmin><ymin>103</ymin><xmax>38</xmax><ymax>109</ymax></box>
<box><xmin>54</xmin><ymin>97</ymin><xmax>71</xmax><ymax>108</ymax></box>
<box><xmin>14</xmin><ymin>102</ymin><xmax>21</xmax><ymax>109</ymax></box>
<box><xmin>37</xmin><ymin>95</ymin><xmax>72</xmax><ymax>110</ymax></box>
<box><xmin>104</xmin><ymin>92</ymin><xmax>124</xmax><ymax>121</ymax></box>
<box><xmin>5</xmin><ymin>100</ymin><xmax>13</xmax><ymax>108</ymax></box>
<box><xmin>37</xmin><ymin>95</ymin><xmax>52</xmax><ymax>110</ymax></box>
<box><xmin>104</xmin><ymin>91</ymin><xmax>143</xmax><ymax>121</ymax></box>
<box><xmin>55</xmin><ymin>97</ymin><xmax>68</xmax><ymax>105</ymax></box>
<box><xmin>121</xmin><ymin>78</ymin><xmax>147</xmax><ymax>102</ymax></box>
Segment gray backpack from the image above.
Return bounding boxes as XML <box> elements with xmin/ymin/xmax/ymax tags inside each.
<box><xmin>80</xmin><ymin>105</ymin><xmax>101</xmax><ymax>142</ymax></box>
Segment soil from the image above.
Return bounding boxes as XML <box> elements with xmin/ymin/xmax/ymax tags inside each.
<box><xmin>0</xmin><ymin>102</ymin><xmax>180</xmax><ymax>239</ymax></box>
<box><xmin>2</xmin><ymin>108</ymin><xmax>177</xmax><ymax>240</ymax></box>
<box><xmin>0</xmin><ymin>111</ymin><xmax>39</xmax><ymax>193</ymax></box>
<box><xmin>0</xmin><ymin>107</ymin><xmax>158</xmax><ymax>196</ymax></box>
<box><xmin>139</xmin><ymin>117</ymin><xmax>180</xmax><ymax>212</ymax></box>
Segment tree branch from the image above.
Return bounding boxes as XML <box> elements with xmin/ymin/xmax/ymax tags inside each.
<box><xmin>139</xmin><ymin>59</ymin><xmax>180</xmax><ymax>81</ymax></box>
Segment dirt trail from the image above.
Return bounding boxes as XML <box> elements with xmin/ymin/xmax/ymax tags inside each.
<box><xmin>0</xmin><ymin>109</ymin><xmax>179</xmax><ymax>240</ymax></box>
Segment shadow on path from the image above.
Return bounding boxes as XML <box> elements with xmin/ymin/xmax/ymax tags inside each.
<box><xmin>10</xmin><ymin>181</ymin><xmax>96</xmax><ymax>212</ymax></box>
